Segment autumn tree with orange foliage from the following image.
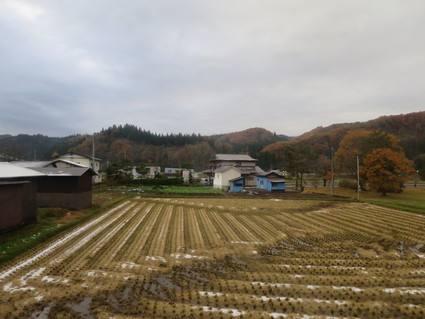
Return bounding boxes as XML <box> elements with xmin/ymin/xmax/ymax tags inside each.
<box><xmin>335</xmin><ymin>130</ymin><xmax>401</xmax><ymax>175</ymax></box>
<box><xmin>361</xmin><ymin>148</ymin><xmax>414</xmax><ymax>195</ymax></box>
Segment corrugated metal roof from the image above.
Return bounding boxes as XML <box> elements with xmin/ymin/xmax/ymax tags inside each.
<box><xmin>12</xmin><ymin>161</ymin><xmax>51</xmax><ymax>168</ymax></box>
<box><xmin>213</xmin><ymin>154</ymin><xmax>257</xmax><ymax>162</ymax></box>
<box><xmin>45</xmin><ymin>159</ymin><xmax>87</xmax><ymax>168</ymax></box>
<box><xmin>239</xmin><ymin>166</ymin><xmax>264</xmax><ymax>174</ymax></box>
<box><xmin>55</xmin><ymin>152</ymin><xmax>102</xmax><ymax>161</ymax></box>
<box><xmin>0</xmin><ymin>163</ymin><xmax>46</xmax><ymax>178</ymax></box>
<box><xmin>257</xmin><ymin>171</ymin><xmax>284</xmax><ymax>178</ymax></box>
<box><xmin>31</xmin><ymin>167</ymin><xmax>96</xmax><ymax>177</ymax></box>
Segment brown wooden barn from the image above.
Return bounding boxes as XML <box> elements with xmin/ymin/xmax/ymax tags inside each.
<box><xmin>0</xmin><ymin>163</ymin><xmax>44</xmax><ymax>232</ymax></box>
<box><xmin>31</xmin><ymin>167</ymin><xmax>96</xmax><ymax>210</ymax></box>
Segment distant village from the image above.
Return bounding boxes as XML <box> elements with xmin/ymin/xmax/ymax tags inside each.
<box><xmin>0</xmin><ymin>152</ymin><xmax>285</xmax><ymax>233</ymax></box>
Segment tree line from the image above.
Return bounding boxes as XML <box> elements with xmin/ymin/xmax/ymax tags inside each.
<box><xmin>101</xmin><ymin>124</ymin><xmax>205</xmax><ymax>146</ymax></box>
<box><xmin>261</xmin><ymin>129</ymin><xmax>418</xmax><ymax>195</ymax></box>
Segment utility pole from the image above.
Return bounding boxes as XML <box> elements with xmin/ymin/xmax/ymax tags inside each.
<box><xmin>356</xmin><ymin>155</ymin><xmax>360</xmax><ymax>201</ymax></box>
<box><xmin>331</xmin><ymin>147</ymin><xmax>334</xmax><ymax>196</ymax></box>
<box><xmin>92</xmin><ymin>134</ymin><xmax>95</xmax><ymax>170</ymax></box>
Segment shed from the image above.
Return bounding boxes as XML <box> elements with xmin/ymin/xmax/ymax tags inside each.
<box><xmin>31</xmin><ymin>167</ymin><xmax>96</xmax><ymax>210</ymax></box>
<box><xmin>0</xmin><ymin>162</ymin><xmax>45</xmax><ymax>232</ymax></box>
<box><xmin>229</xmin><ymin>177</ymin><xmax>244</xmax><ymax>192</ymax></box>
<box><xmin>257</xmin><ymin>172</ymin><xmax>285</xmax><ymax>192</ymax></box>
<box><xmin>0</xmin><ymin>181</ymin><xmax>37</xmax><ymax>232</ymax></box>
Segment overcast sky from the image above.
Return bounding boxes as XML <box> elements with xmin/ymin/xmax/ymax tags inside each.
<box><xmin>1</xmin><ymin>0</ymin><xmax>424</xmax><ymax>137</ymax></box>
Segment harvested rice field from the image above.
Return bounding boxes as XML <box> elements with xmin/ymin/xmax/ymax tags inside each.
<box><xmin>0</xmin><ymin>197</ymin><xmax>424</xmax><ymax>318</ymax></box>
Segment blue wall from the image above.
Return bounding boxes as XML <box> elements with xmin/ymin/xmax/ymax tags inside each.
<box><xmin>257</xmin><ymin>176</ymin><xmax>285</xmax><ymax>191</ymax></box>
<box><xmin>230</xmin><ymin>179</ymin><xmax>244</xmax><ymax>192</ymax></box>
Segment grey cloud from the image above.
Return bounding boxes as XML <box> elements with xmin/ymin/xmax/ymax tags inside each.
<box><xmin>1</xmin><ymin>0</ymin><xmax>424</xmax><ymax>136</ymax></box>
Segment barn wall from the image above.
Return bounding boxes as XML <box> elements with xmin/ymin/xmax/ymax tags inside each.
<box><xmin>37</xmin><ymin>191</ymin><xmax>92</xmax><ymax>210</ymax></box>
<box><xmin>37</xmin><ymin>176</ymin><xmax>78</xmax><ymax>193</ymax></box>
<box><xmin>0</xmin><ymin>181</ymin><xmax>37</xmax><ymax>232</ymax></box>
<box><xmin>36</xmin><ymin>173</ymin><xmax>93</xmax><ymax>209</ymax></box>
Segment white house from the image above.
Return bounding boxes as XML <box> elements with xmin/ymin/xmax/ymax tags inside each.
<box><xmin>213</xmin><ymin>166</ymin><xmax>243</xmax><ymax>191</ymax></box>
<box><xmin>54</xmin><ymin>152</ymin><xmax>102</xmax><ymax>183</ymax></box>
<box><xmin>211</xmin><ymin>154</ymin><xmax>264</xmax><ymax>191</ymax></box>
<box><xmin>130</xmin><ymin>165</ymin><xmax>161</xmax><ymax>179</ymax></box>
<box><xmin>211</xmin><ymin>154</ymin><xmax>257</xmax><ymax>169</ymax></box>
<box><xmin>146</xmin><ymin>166</ymin><xmax>161</xmax><ymax>178</ymax></box>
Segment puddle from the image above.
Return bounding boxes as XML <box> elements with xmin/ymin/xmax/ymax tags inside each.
<box><xmin>68</xmin><ymin>297</ymin><xmax>94</xmax><ymax>319</ymax></box>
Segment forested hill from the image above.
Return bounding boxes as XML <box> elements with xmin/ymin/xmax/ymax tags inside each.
<box><xmin>261</xmin><ymin>111</ymin><xmax>425</xmax><ymax>170</ymax></box>
<box><xmin>296</xmin><ymin>111</ymin><xmax>425</xmax><ymax>158</ymax></box>
<box><xmin>1</xmin><ymin>111</ymin><xmax>424</xmax><ymax>171</ymax></box>
<box><xmin>0</xmin><ymin>125</ymin><xmax>290</xmax><ymax>170</ymax></box>
<box><xmin>69</xmin><ymin>126</ymin><xmax>289</xmax><ymax>170</ymax></box>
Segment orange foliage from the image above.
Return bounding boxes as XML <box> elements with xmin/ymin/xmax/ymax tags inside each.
<box><xmin>335</xmin><ymin>130</ymin><xmax>401</xmax><ymax>174</ymax></box>
<box><xmin>261</xmin><ymin>141</ymin><xmax>288</xmax><ymax>156</ymax></box>
<box><xmin>218</xmin><ymin>128</ymin><xmax>274</xmax><ymax>144</ymax></box>
<box><xmin>360</xmin><ymin>148</ymin><xmax>415</xmax><ymax>195</ymax></box>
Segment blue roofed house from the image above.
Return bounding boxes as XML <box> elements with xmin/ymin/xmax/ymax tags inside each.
<box><xmin>256</xmin><ymin>171</ymin><xmax>285</xmax><ymax>192</ymax></box>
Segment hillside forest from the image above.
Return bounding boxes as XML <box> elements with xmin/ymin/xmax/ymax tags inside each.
<box><xmin>1</xmin><ymin>111</ymin><xmax>424</xmax><ymax>183</ymax></box>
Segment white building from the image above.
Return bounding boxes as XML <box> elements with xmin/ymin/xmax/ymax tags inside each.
<box><xmin>130</xmin><ymin>165</ymin><xmax>161</xmax><ymax>179</ymax></box>
<box><xmin>54</xmin><ymin>152</ymin><xmax>102</xmax><ymax>183</ymax></box>
<box><xmin>213</xmin><ymin>166</ymin><xmax>243</xmax><ymax>191</ymax></box>
<box><xmin>211</xmin><ymin>154</ymin><xmax>264</xmax><ymax>191</ymax></box>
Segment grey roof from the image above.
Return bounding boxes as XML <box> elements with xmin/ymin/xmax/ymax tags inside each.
<box><xmin>45</xmin><ymin>159</ymin><xmax>87</xmax><ymax>168</ymax></box>
<box><xmin>13</xmin><ymin>159</ymin><xmax>87</xmax><ymax>169</ymax></box>
<box><xmin>55</xmin><ymin>152</ymin><xmax>102</xmax><ymax>161</ymax></box>
<box><xmin>257</xmin><ymin>171</ymin><xmax>285</xmax><ymax>182</ymax></box>
<box><xmin>31</xmin><ymin>167</ymin><xmax>97</xmax><ymax>177</ymax></box>
<box><xmin>214</xmin><ymin>165</ymin><xmax>264</xmax><ymax>175</ymax></box>
<box><xmin>212</xmin><ymin>154</ymin><xmax>257</xmax><ymax>162</ymax></box>
<box><xmin>214</xmin><ymin>166</ymin><xmax>242</xmax><ymax>173</ymax></box>
<box><xmin>239</xmin><ymin>166</ymin><xmax>264</xmax><ymax>175</ymax></box>
<box><xmin>257</xmin><ymin>171</ymin><xmax>283</xmax><ymax>177</ymax></box>
<box><xmin>0</xmin><ymin>162</ymin><xmax>46</xmax><ymax>178</ymax></box>
<box><xmin>12</xmin><ymin>161</ymin><xmax>51</xmax><ymax>168</ymax></box>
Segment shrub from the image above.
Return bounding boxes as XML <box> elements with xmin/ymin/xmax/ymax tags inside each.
<box><xmin>338</xmin><ymin>179</ymin><xmax>358</xmax><ymax>190</ymax></box>
<box><xmin>44</xmin><ymin>207</ymin><xmax>68</xmax><ymax>218</ymax></box>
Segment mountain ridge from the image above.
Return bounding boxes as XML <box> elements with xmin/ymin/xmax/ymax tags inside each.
<box><xmin>1</xmin><ymin>111</ymin><xmax>424</xmax><ymax>170</ymax></box>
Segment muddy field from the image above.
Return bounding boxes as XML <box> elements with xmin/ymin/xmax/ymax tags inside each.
<box><xmin>0</xmin><ymin>197</ymin><xmax>424</xmax><ymax>318</ymax></box>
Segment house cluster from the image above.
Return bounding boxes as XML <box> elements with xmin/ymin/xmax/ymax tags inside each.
<box><xmin>0</xmin><ymin>152</ymin><xmax>99</xmax><ymax>232</ymax></box>
<box><xmin>210</xmin><ymin>154</ymin><xmax>285</xmax><ymax>192</ymax></box>
<box><xmin>0</xmin><ymin>151</ymin><xmax>282</xmax><ymax>232</ymax></box>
